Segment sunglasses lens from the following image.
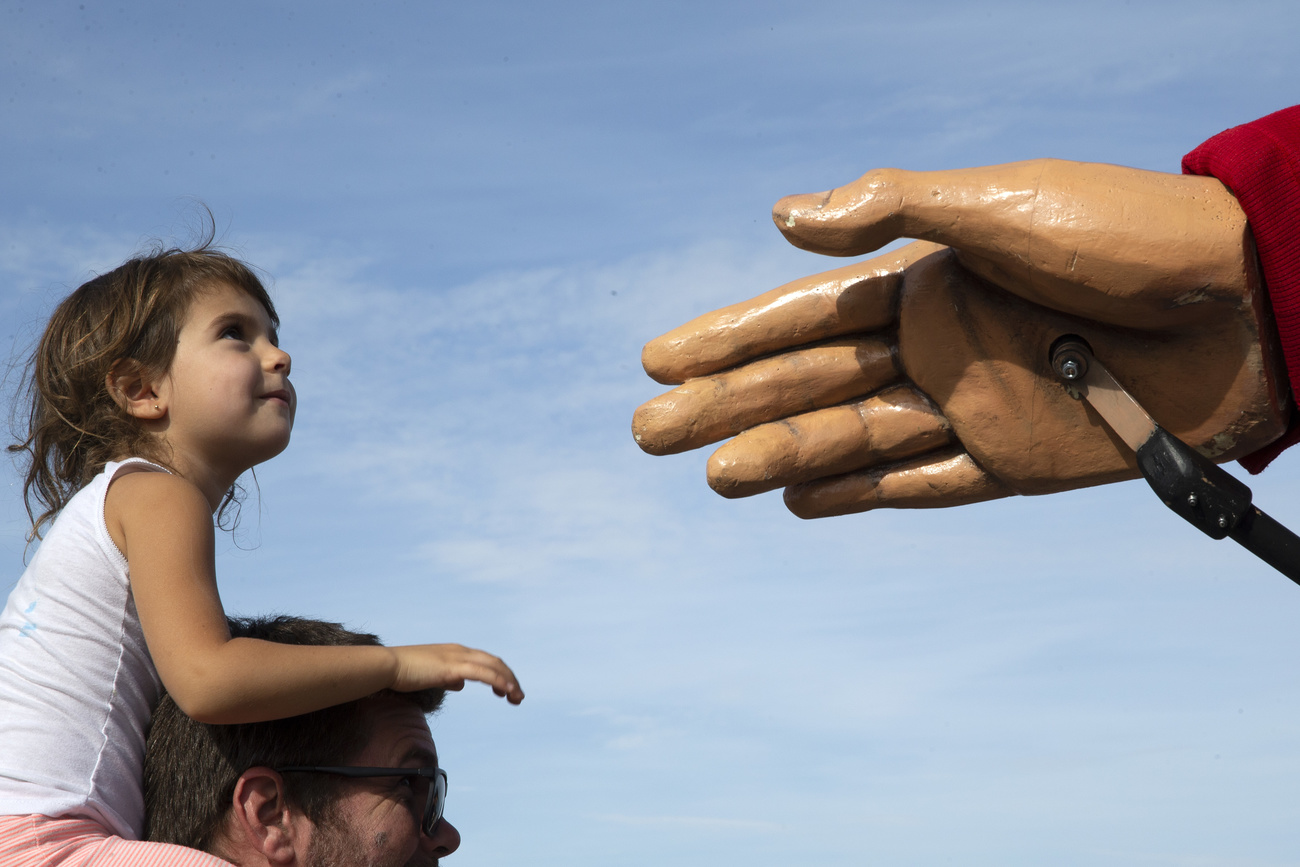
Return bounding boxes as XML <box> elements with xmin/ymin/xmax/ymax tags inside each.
<box><xmin>424</xmin><ymin>770</ymin><xmax>447</xmax><ymax>835</ymax></box>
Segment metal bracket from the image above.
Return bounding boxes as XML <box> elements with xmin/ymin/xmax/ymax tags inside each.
<box><xmin>1049</xmin><ymin>335</ymin><xmax>1300</xmax><ymax>585</ymax></box>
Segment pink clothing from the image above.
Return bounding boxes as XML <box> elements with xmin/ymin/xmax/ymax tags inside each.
<box><xmin>0</xmin><ymin>816</ymin><xmax>230</xmax><ymax>867</ymax></box>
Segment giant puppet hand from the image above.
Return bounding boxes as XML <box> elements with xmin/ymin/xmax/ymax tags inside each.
<box><xmin>632</xmin><ymin>160</ymin><xmax>1291</xmax><ymax>518</ymax></box>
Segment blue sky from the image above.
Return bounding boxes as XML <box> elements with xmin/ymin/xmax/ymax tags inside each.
<box><xmin>3</xmin><ymin>2</ymin><xmax>1300</xmax><ymax>864</ymax></box>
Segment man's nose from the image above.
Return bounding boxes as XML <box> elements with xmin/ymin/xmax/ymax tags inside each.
<box><xmin>424</xmin><ymin>818</ymin><xmax>460</xmax><ymax>858</ymax></box>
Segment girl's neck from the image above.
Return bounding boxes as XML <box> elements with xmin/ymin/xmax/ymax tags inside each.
<box><xmin>176</xmin><ymin>463</ymin><xmax>239</xmax><ymax>514</ymax></box>
<box><xmin>121</xmin><ymin>447</ymin><xmax>240</xmax><ymax>514</ymax></box>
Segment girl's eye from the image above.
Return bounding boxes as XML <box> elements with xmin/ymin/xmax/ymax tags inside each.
<box><xmin>220</xmin><ymin>325</ymin><xmax>245</xmax><ymax>340</ymax></box>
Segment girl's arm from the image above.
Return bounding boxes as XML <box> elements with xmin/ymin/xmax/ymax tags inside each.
<box><xmin>107</xmin><ymin>471</ymin><xmax>523</xmax><ymax>725</ymax></box>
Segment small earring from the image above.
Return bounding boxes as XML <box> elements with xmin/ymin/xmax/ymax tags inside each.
<box><xmin>154</xmin><ymin>405</ymin><xmax>160</xmax><ymax>412</ymax></box>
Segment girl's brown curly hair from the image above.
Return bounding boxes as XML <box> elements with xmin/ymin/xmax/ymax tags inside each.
<box><xmin>8</xmin><ymin>241</ymin><xmax>278</xmax><ymax>539</ymax></box>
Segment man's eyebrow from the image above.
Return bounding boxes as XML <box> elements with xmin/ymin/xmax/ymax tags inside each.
<box><xmin>401</xmin><ymin>746</ymin><xmax>438</xmax><ymax>766</ymax></box>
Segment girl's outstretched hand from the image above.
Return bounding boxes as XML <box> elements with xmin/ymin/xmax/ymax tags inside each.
<box><xmin>390</xmin><ymin>644</ymin><xmax>525</xmax><ymax>704</ymax></box>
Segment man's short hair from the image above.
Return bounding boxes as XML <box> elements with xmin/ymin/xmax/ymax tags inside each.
<box><xmin>142</xmin><ymin>615</ymin><xmax>444</xmax><ymax>850</ymax></box>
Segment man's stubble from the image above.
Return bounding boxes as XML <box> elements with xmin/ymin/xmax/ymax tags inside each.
<box><xmin>305</xmin><ymin>806</ymin><xmax>437</xmax><ymax>867</ymax></box>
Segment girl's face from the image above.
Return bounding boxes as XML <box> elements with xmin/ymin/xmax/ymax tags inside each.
<box><xmin>154</xmin><ymin>282</ymin><xmax>295</xmax><ymax>482</ymax></box>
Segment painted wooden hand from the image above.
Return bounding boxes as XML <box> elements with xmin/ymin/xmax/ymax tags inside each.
<box><xmin>633</xmin><ymin>160</ymin><xmax>1289</xmax><ymax>518</ymax></box>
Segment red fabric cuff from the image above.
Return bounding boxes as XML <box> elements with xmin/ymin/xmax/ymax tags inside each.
<box><xmin>1183</xmin><ymin>105</ymin><xmax>1300</xmax><ymax>473</ymax></box>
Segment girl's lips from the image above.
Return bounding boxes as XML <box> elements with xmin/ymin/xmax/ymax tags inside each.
<box><xmin>261</xmin><ymin>389</ymin><xmax>292</xmax><ymax>406</ymax></box>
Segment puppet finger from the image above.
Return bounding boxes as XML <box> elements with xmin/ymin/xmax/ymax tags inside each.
<box><xmin>775</xmin><ymin>161</ymin><xmax>1252</xmax><ymax>328</ymax></box>
<box><xmin>633</xmin><ymin>338</ymin><xmax>898</xmax><ymax>456</ymax></box>
<box><xmin>771</xmin><ymin>168</ymin><xmax>911</xmax><ymax>257</ymax></box>
<box><xmin>782</xmin><ymin>448</ymin><xmax>1009</xmax><ymax>518</ymax></box>
<box><xmin>640</xmin><ymin>241</ymin><xmax>944</xmax><ymax>385</ymax></box>
<box><xmin>705</xmin><ymin>385</ymin><xmax>953</xmax><ymax>498</ymax></box>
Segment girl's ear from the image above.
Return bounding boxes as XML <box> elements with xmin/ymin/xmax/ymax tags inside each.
<box><xmin>106</xmin><ymin>359</ymin><xmax>165</xmax><ymax>420</ymax></box>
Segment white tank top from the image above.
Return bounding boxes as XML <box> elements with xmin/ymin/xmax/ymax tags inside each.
<box><xmin>0</xmin><ymin>459</ymin><xmax>167</xmax><ymax>839</ymax></box>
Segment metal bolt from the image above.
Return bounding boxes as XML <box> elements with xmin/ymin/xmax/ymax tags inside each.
<box><xmin>1049</xmin><ymin>338</ymin><xmax>1091</xmax><ymax>383</ymax></box>
<box><xmin>1218</xmin><ymin>515</ymin><xmax>1229</xmax><ymax>529</ymax></box>
<box><xmin>1187</xmin><ymin>493</ymin><xmax>1198</xmax><ymax>507</ymax></box>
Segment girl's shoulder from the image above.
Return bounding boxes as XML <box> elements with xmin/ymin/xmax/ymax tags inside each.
<box><xmin>105</xmin><ymin>464</ymin><xmax>204</xmax><ymax>512</ymax></box>
<box><xmin>96</xmin><ymin>458</ymin><xmax>181</xmax><ymax>513</ymax></box>
<box><xmin>107</xmin><ymin>467</ymin><xmax>192</xmax><ymax>496</ymax></box>
<box><xmin>103</xmin><ymin>463</ymin><xmax>209</xmax><ymax>558</ymax></box>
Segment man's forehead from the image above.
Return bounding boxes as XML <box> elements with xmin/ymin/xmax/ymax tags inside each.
<box><xmin>358</xmin><ymin>695</ymin><xmax>439</xmax><ymax>765</ymax></box>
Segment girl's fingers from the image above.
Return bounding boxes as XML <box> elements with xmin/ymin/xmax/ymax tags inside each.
<box><xmin>639</xmin><ymin>242</ymin><xmax>941</xmax><ymax>385</ymax></box>
<box><xmin>633</xmin><ymin>338</ymin><xmax>898</xmax><ymax>456</ymax></box>
<box><xmin>455</xmin><ymin>664</ymin><xmax>523</xmax><ymax>704</ymax></box>
<box><xmin>397</xmin><ymin>645</ymin><xmax>524</xmax><ymax>703</ymax></box>
<box><xmin>705</xmin><ymin>385</ymin><xmax>953</xmax><ymax>498</ymax></box>
<box><xmin>782</xmin><ymin>448</ymin><xmax>1010</xmax><ymax>518</ymax></box>
<box><xmin>465</xmin><ymin>658</ymin><xmax>524</xmax><ymax>704</ymax></box>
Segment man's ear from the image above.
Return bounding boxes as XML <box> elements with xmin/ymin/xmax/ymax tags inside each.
<box><xmin>226</xmin><ymin>768</ymin><xmax>307</xmax><ymax>867</ymax></box>
<box><xmin>105</xmin><ymin>359</ymin><xmax>165</xmax><ymax>420</ymax></box>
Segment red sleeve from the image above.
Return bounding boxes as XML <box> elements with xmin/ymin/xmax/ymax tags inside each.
<box><xmin>1182</xmin><ymin>105</ymin><xmax>1300</xmax><ymax>473</ymax></box>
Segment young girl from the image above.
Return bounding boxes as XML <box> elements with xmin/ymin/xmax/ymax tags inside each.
<box><xmin>0</xmin><ymin>242</ymin><xmax>524</xmax><ymax>865</ymax></box>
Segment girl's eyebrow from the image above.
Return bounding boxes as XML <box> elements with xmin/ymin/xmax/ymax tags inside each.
<box><xmin>210</xmin><ymin>309</ymin><xmax>278</xmax><ymax>345</ymax></box>
<box><xmin>209</xmin><ymin>309</ymin><xmax>255</xmax><ymax>328</ymax></box>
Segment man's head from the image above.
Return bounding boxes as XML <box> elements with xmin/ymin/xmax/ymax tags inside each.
<box><xmin>143</xmin><ymin>615</ymin><xmax>460</xmax><ymax>866</ymax></box>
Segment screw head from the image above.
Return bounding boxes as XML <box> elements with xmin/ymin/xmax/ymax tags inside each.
<box><xmin>1059</xmin><ymin>359</ymin><xmax>1081</xmax><ymax>380</ymax></box>
<box><xmin>1187</xmin><ymin>493</ymin><xmax>1198</xmax><ymax>507</ymax></box>
<box><xmin>1218</xmin><ymin>515</ymin><xmax>1229</xmax><ymax>529</ymax></box>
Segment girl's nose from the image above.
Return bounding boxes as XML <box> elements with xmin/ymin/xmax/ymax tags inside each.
<box><xmin>265</xmin><ymin>345</ymin><xmax>291</xmax><ymax>375</ymax></box>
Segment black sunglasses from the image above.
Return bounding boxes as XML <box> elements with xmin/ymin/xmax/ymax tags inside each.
<box><xmin>276</xmin><ymin>766</ymin><xmax>448</xmax><ymax>835</ymax></box>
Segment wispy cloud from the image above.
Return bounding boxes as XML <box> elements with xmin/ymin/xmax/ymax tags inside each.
<box><xmin>595</xmin><ymin>813</ymin><xmax>786</xmax><ymax>832</ymax></box>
